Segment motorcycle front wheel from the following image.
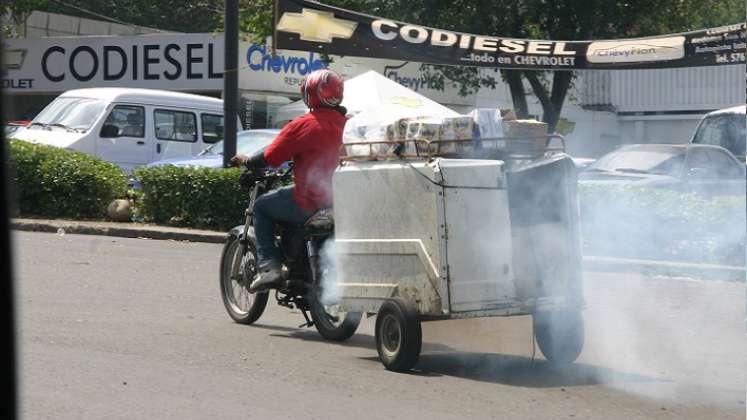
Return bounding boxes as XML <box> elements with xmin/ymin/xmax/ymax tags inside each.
<box><xmin>220</xmin><ymin>235</ymin><xmax>268</xmax><ymax>324</ymax></box>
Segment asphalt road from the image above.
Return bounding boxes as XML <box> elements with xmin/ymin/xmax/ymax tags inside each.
<box><xmin>13</xmin><ymin>231</ymin><xmax>746</xmax><ymax>420</ymax></box>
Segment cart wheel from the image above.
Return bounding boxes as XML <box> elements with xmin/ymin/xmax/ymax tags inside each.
<box><xmin>533</xmin><ymin>309</ymin><xmax>584</xmax><ymax>367</ymax></box>
<box><xmin>375</xmin><ymin>298</ymin><xmax>422</xmax><ymax>372</ymax></box>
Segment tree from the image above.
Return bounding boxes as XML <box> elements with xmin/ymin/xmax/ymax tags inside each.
<box><xmin>239</xmin><ymin>0</ymin><xmax>744</xmax><ymax>131</ymax></box>
<box><xmin>2</xmin><ymin>0</ymin><xmax>46</xmax><ymax>36</ymax></box>
<box><xmin>2</xmin><ymin>0</ymin><xmax>223</xmax><ymax>34</ymax></box>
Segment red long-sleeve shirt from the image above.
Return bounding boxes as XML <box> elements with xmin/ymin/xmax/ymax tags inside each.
<box><xmin>263</xmin><ymin>108</ymin><xmax>346</xmax><ymax>212</ymax></box>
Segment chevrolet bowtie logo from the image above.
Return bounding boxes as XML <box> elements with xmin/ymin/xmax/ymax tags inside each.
<box><xmin>277</xmin><ymin>8</ymin><xmax>357</xmax><ymax>43</ymax></box>
<box><xmin>390</xmin><ymin>96</ymin><xmax>424</xmax><ymax>108</ymax></box>
<box><xmin>3</xmin><ymin>48</ymin><xmax>27</xmax><ymax>71</ymax></box>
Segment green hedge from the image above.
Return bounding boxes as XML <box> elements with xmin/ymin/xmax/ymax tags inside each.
<box><xmin>579</xmin><ymin>183</ymin><xmax>745</xmax><ymax>265</ymax></box>
<box><xmin>8</xmin><ymin>140</ymin><xmax>129</xmax><ymax>219</ymax></box>
<box><xmin>132</xmin><ymin>165</ymin><xmax>246</xmax><ymax>231</ymax></box>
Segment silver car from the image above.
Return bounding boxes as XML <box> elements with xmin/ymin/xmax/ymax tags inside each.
<box><xmin>580</xmin><ymin>143</ymin><xmax>746</xmax><ymax>196</ymax></box>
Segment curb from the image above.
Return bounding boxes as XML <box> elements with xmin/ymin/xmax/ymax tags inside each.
<box><xmin>584</xmin><ymin>256</ymin><xmax>745</xmax><ymax>282</ymax></box>
<box><xmin>13</xmin><ymin>219</ymin><xmax>745</xmax><ymax>281</ymax></box>
<box><xmin>11</xmin><ymin>219</ymin><xmax>226</xmax><ymax>244</ymax></box>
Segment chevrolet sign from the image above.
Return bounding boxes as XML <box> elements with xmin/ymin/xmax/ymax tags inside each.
<box><xmin>277</xmin><ymin>8</ymin><xmax>357</xmax><ymax>43</ymax></box>
<box><xmin>586</xmin><ymin>37</ymin><xmax>685</xmax><ymax>63</ymax></box>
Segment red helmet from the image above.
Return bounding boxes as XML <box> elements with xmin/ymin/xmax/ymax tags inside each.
<box><xmin>301</xmin><ymin>69</ymin><xmax>344</xmax><ymax>109</ymax></box>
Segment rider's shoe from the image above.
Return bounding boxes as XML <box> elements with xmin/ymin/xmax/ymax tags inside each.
<box><xmin>248</xmin><ymin>260</ymin><xmax>284</xmax><ymax>293</ymax></box>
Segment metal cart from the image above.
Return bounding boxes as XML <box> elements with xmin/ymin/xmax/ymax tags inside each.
<box><xmin>332</xmin><ymin>135</ymin><xmax>585</xmax><ymax>371</ymax></box>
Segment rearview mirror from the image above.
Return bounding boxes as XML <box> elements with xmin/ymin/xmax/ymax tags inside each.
<box><xmin>100</xmin><ymin>124</ymin><xmax>120</xmax><ymax>138</ymax></box>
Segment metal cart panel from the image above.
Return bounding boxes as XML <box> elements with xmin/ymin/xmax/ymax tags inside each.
<box><xmin>334</xmin><ymin>161</ymin><xmax>449</xmax><ymax>316</ymax></box>
<box><xmin>436</xmin><ymin>160</ymin><xmax>517</xmax><ymax>313</ymax></box>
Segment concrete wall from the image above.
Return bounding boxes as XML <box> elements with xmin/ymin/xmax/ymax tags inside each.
<box><xmin>611</xmin><ymin>67</ymin><xmax>745</xmax><ymax>113</ymax></box>
<box><xmin>618</xmin><ymin>116</ymin><xmax>703</xmax><ymax>145</ymax></box>
<box><xmin>16</xmin><ymin>11</ymin><xmax>163</xmax><ymax>37</ymax></box>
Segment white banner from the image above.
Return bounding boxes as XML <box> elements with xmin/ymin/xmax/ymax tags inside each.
<box><xmin>586</xmin><ymin>37</ymin><xmax>686</xmax><ymax>64</ymax></box>
<box><xmin>3</xmin><ymin>33</ymin><xmax>224</xmax><ymax>93</ymax></box>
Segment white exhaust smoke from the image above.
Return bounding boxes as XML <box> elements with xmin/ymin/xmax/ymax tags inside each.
<box><xmin>318</xmin><ymin>239</ymin><xmax>341</xmax><ymax>306</ymax></box>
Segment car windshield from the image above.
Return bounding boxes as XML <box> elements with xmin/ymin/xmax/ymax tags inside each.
<box><xmin>590</xmin><ymin>148</ymin><xmax>686</xmax><ymax>176</ymax></box>
<box><xmin>692</xmin><ymin>114</ymin><xmax>746</xmax><ymax>157</ymax></box>
<box><xmin>200</xmin><ymin>131</ymin><xmax>277</xmax><ymax>156</ymax></box>
<box><xmin>30</xmin><ymin>97</ymin><xmax>107</xmax><ymax>132</ymax></box>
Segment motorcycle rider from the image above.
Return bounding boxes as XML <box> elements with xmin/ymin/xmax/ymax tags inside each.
<box><xmin>231</xmin><ymin>68</ymin><xmax>346</xmax><ymax>293</ymax></box>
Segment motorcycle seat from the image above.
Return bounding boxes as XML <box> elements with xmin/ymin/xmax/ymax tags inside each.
<box><xmin>304</xmin><ymin>208</ymin><xmax>334</xmax><ymax>235</ymax></box>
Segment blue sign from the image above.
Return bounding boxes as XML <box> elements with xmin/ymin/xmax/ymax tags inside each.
<box><xmin>247</xmin><ymin>44</ymin><xmax>326</xmax><ymax>75</ymax></box>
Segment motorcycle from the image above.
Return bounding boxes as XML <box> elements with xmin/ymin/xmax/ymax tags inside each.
<box><xmin>219</xmin><ymin>165</ymin><xmax>362</xmax><ymax>341</ymax></box>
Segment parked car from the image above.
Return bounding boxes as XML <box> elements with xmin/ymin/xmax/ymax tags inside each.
<box><xmin>691</xmin><ymin>105</ymin><xmax>746</xmax><ymax>161</ymax></box>
<box><xmin>579</xmin><ymin>144</ymin><xmax>746</xmax><ymax>196</ymax></box>
<box><xmin>13</xmin><ymin>88</ymin><xmax>241</xmax><ymax>173</ymax></box>
<box><xmin>3</xmin><ymin>120</ymin><xmax>30</xmax><ymax>138</ymax></box>
<box><xmin>571</xmin><ymin>157</ymin><xmax>596</xmax><ymax>170</ymax></box>
<box><xmin>147</xmin><ymin>129</ymin><xmax>280</xmax><ymax>168</ymax></box>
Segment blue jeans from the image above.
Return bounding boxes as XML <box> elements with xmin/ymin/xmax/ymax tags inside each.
<box><xmin>253</xmin><ymin>186</ymin><xmax>312</xmax><ymax>265</ymax></box>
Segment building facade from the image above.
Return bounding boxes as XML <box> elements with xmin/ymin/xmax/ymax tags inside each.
<box><xmin>4</xmin><ymin>12</ymin><xmax>745</xmax><ymax>157</ymax></box>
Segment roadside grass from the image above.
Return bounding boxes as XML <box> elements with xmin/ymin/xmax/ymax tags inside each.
<box><xmin>579</xmin><ymin>183</ymin><xmax>745</xmax><ymax>265</ymax></box>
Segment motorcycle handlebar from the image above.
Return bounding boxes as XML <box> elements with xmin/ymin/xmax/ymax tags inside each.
<box><xmin>239</xmin><ymin>164</ymin><xmax>292</xmax><ymax>189</ymax></box>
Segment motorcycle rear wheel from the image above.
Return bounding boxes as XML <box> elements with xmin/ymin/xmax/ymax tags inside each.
<box><xmin>310</xmin><ymin>296</ymin><xmax>362</xmax><ymax>342</ymax></box>
<box><xmin>308</xmin><ymin>265</ymin><xmax>361</xmax><ymax>341</ymax></box>
<box><xmin>220</xmin><ymin>235</ymin><xmax>268</xmax><ymax>324</ymax></box>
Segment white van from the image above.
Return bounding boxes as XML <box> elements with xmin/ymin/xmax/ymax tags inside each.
<box><xmin>14</xmin><ymin>88</ymin><xmax>240</xmax><ymax>172</ymax></box>
<box><xmin>691</xmin><ymin>105</ymin><xmax>746</xmax><ymax>160</ymax></box>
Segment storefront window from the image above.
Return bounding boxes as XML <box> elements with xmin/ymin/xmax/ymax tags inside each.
<box><xmin>240</xmin><ymin>93</ymin><xmax>294</xmax><ymax>129</ymax></box>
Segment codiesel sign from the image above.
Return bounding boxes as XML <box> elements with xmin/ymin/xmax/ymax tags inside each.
<box><xmin>273</xmin><ymin>0</ymin><xmax>746</xmax><ymax>70</ymax></box>
<box><xmin>370</xmin><ymin>21</ymin><xmax>581</xmax><ymax>67</ymax></box>
<box><xmin>3</xmin><ymin>34</ymin><xmax>224</xmax><ymax>92</ymax></box>
<box><xmin>371</xmin><ymin>20</ymin><xmax>576</xmax><ymax>57</ymax></box>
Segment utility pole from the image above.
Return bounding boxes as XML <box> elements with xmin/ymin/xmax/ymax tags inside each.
<box><xmin>223</xmin><ymin>0</ymin><xmax>239</xmax><ymax>167</ymax></box>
